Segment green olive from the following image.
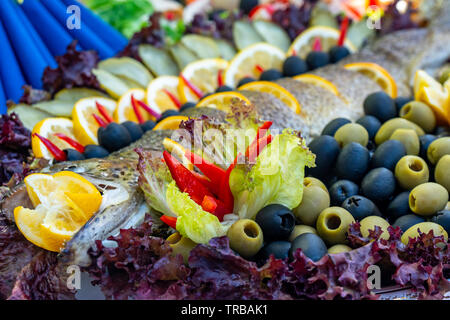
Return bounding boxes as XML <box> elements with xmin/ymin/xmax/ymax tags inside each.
<box><xmin>316</xmin><ymin>207</ymin><xmax>355</xmax><ymax>245</ymax></box>
<box><xmin>359</xmin><ymin>216</ymin><xmax>390</xmax><ymax>240</ymax></box>
<box><xmin>427</xmin><ymin>137</ymin><xmax>450</xmax><ymax>165</ymax></box>
<box><xmin>334</xmin><ymin>123</ymin><xmax>369</xmax><ymax>148</ymax></box>
<box><xmin>293</xmin><ymin>185</ymin><xmax>330</xmax><ymax>226</ymax></box>
<box><xmin>289</xmin><ymin>225</ymin><xmax>317</xmax><ymax>242</ymax></box>
<box><xmin>328</xmin><ymin>244</ymin><xmax>352</xmax><ymax>254</ymax></box>
<box><xmin>227</xmin><ymin>219</ymin><xmax>263</xmax><ymax>258</ymax></box>
<box><xmin>401</xmin><ymin>222</ymin><xmax>448</xmax><ymax>245</ymax></box>
<box><xmin>303</xmin><ymin>177</ymin><xmax>328</xmax><ymax>193</ymax></box>
<box><xmin>446</xmin><ymin>201</ymin><xmax>450</xmax><ymax>211</ymax></box>
<box><xmin>389</xmin><ymin>128</ymin><xmax>420</xmax><ymax>155</ymax></box>
<box><xmin>409</xmin><ymin>182</ymin><xmax>449</xmax><ymax>216</ymax></box>
<box><xmin>435</xmin><ymin>155</ymin><xmax>450</xmax><ymax>193</ymax></box>
<box><xmin>394</xmin><ymin>155</ymin><xmax>429</xmax><ymax>190</ymax></box>
<box><xmin>438</xmin><ymin>66</ymin><xmax>450</xmax><ymax>85</ymax></box>
<box><xmin>375</xmin><ymin>118</ymin><xmax>425</xmax><ymax>145</ymax></box>
<box><xmin>399</xmin><ymin>101</ymin><xmax>436</xmax><ymax>133</ymax></box>
<box><xmin>166</xmin><ymin>233</ymin><xmax>197</xmax><ymax>263</ymax></box>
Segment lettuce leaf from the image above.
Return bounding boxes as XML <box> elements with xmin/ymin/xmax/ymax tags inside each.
<box><xmin>166</xmin><ymin>181</ymin><xmax>228</xmax><ymax>244</ymax></box>
<box><xmin>230</xmin><ymin>129</ymin><xmax>315</xmax><ymax>220</ymax></box>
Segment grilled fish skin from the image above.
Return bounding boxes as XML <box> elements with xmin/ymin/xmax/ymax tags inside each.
<box><xmin>3</xmin><ymin>3</ymin><xmax>450</xmax><ymax>271</ymax></box>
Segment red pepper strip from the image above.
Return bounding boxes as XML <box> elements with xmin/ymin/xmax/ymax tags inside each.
<box><xmin>219</xmin><ymin>155</ymin><xmax>239</xmax><ymax>212</ymax></box>
<box><xmin>92</xmin><ymin>113</ymin><xmax>108</xmax><ymax>127</ymax></box>
<box><xmin>180</xmin><ymin>73</ymin><xmax>204</xmax><ymax>99</ymax></box>
<box><xmin>33</xmin><ymin>133</ymin><xmax>67</xmax><ymax>161</ymax></box>
<box><xmin>201</xmin><ymin>195</ymin><xmax>218</xmax><ymax>213</ymax></box>
<box><xmin>163</xmin><ymin>151</ymin><xmax>214</xmax><ymax>205</ymax></box>
<box><xmin>191</xmin><ymin>171</ymin><xmax>221</xmax><ymax>196</ymax></box>
<box><xmin>96</xmin><ymin>102</ymin><xmax>113</xmax><ymax>123</ymax></box>
<box><xmin>53</xmin><ymin>133</ymin><xmax>85</xmax><ymax>153</ymax></box>
<box><xmin>162</xmin><ymin>89</ymin><xmax>181</xmax><ymax>109</ymax></box>
<box><xmin>184</xmin><ymin>149</ymin><xmax>226</xmax><ymax>186</ymax></box>
<box><xmin>137</xmin><ymin>99</ymin><xmax>162</xmax><ymax>119</ymax></box>
<box><xmin>312</xmin><ymin>37</ymin><xmax>322</xmax><ymax>52</ymax></box>
<box><xmin>255</xmin><ymin>64</ymin><xmax>265</xmax><ymax>73</ymax></box>
<box><xmin>217</xmin><ymin>69</ymin><xmax>224</xmax><ymax>87</ymax></box>
<box><xmin>338</xmin><ymin>16</ymin><xmax>349</xmax><ymax>47</ymax></box>
<box><xmin>131</xmin><ymin>94</ymin><xmax>145</xmax><ymax>124</ymax></box>
<box><xmin>246</xmin><ymin>121</ymin><xmax>273</xmax><ymax>158</ymax></box>
<box><xmin>201</xmin><ymin>195</ymin><xmax>230</xmax><ymax>221</ymax></box>
<box><xmin>247</xmin><ymin>135</ymin><xmax>273</xmax><ymax>163</ymax></box>
<box><xmin>160</xmin><ymin>215</ymin><xmax>177</xmax><ymax>229</ymax></box>
<box><xmin>291</xmin><ymin>49</ymin><xmax>297</xmax><ymax>57</ymax></box>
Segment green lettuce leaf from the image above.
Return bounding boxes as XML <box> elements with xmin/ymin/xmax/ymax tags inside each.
<box><xmin>166</xmin><ymin>181</ymin><xmax>229</xmax><ymax>244</ymax></box>
<box><xmin>230</xmin><ymin>129</ymin><xmax>316</xmax><ymax>220</ymax></box>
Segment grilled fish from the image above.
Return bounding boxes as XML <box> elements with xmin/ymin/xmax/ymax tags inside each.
<box><xmin>2</xmin><ymin>1</ymin><xmax>450</xmax><ymax>289</ymax></box>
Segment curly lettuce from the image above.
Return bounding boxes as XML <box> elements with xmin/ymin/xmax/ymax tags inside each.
<box><xmin>230</xmin><ymin>130</ymin><xmax>315</xmax><ymax>220</ymax></box>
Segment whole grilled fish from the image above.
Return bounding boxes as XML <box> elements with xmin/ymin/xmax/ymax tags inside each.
<box><xmin>2</xmin><ymin>0</ymin><xmax>450</xmax><ymax>289</ymax></box>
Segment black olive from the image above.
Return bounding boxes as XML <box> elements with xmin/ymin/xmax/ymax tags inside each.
<box><xmin>140</xmin><ymin>120</ymin><xmax>156</xmax><ymax>132</ymax></box>
<box><xmin>257</xmin><ymin>241</ymin><xmax>291</xmax><ymax>263</ymax></box>
<box><xmin>371</xmin><ymin>140</ymin><xmax>407</xmax><ymax>171</ymax></box>
<box><xmin>216</xmin><ymin>85</ymin><xmax>233</xmax><ymax>93</ymax></box>
<box><xmin>97</xmin><ymin>123</ymin><xmax>132</xmax><ymax>152</ymax></box>
<box><xmin>419</xmin><ymin>134</ymin><xmax>437</xmax><ymax>159</ymax></box>
<box><xmin>158</xmin><ymin>109</ymin><xmax>180</xmax><ymax>122</ymax></box>
<box><xmin>306</xmin><ymin>51</ymin><xmax>330</xmax><ymax>70</ymax></box>
<box><xmin>431</xmin><ymin>210</ymin><xmax>450</xmax><ymax>234</ymax></box>
<box><xmin>321</xmin><ymin>118</ymin><xmax>351</xmax><ymax>136</ymax></box>
<box><xmin>289</xmin><ymin>233</ymin><xmax>328</xmax><ymax>262</ymax></box>
<box><xmin>259</xmin><ymin>69</ymin><xmax>283</xmax><ymax>81</ymax></box>
<box><xmin>336</xmin><ymin>142</ymin><xmax>370</xmax><ymax>182</ymax></box>
<box><xmin>393</xmin><ymin>214</ymin><xmax>426</xmax><ymax>232</ymax></box>
<box><xmin>282</xmin><ymin>56</ymin><xmax>308</xmax><ymax>77</ymax></box>
<box><xmin>394</xmin><ymin>96</ymin><xmax>413</xmax><ymax>115</ymax></box>
<box><xmin>356</xmin><ymin>115</ymin><xmax>381</xmax><ymax>140</ymax></box>
<box><xmin>386</xmin><ymin>191</ymin><xmax>412</xmax><ymax>220</ymax></box>
<box><xmin>306</xmin><ymin>135</ymin><xmax>340</xmax><ymax>178</ymax></box>
<box><xmin>83</xmin><ymin>144</ymin><xmax>110</xmax><ymax>159</ymax></box>
<box><xmin>237</xmin><ymin>77</ymin><xmax>256</xmax><ymax>87</ymax></box>
<box><xmin>179</xmin><ymin>102</ymin><xmax>196</xmax><ymax>113</ymax></box>
<box><xmin>329</xmin><ymin>180</ymin><xmax>359</xmax><ymax>206</ymax></box>
<box><xmin>434</xmin><ymin>126</ymin><xmax>450</xmax><ymax>137</ymax></box>
<box><xmin>121</xmin><ymin>121</ymin><xmax>143</xmax><ymax>142</ymax></box>
<box><xmin>329</xmin><ymin>45</ymin><xmax>350</xmax><ymax>63</ymax></box>
<box><xmin>255</xmin><ymin>204</ymin><xmax>295</xmax><ymax>240</ymax></box>
<box><xmin>363</xmin><ymin>91</ymin><xmax>396</xmax><ymax>122</ymax></box>
<box><xmin>239</xmin><ymin>0</ymin><xmax>258</xmax><ymax>14</ymax></box>
<box><xmin>361</xmin><ymin>168</ymin><xmax>396</xmax><ymax>203</ymax></box>
<box><xmin>341</xmin><ymin>195</ymin><xmax>379</xmax><ymax>221</ymax></box>
<box><xmin>64</xmin><ymin>149</ymin><xmax>85</xmax><ymax>161</ymax></box>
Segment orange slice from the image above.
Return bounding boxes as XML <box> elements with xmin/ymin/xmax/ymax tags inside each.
<box><xmin>238</xmin><ymin>81</ymin><xmax>301</xmax><ymax>114</ymax></box>
<box><xmin>153</xmin><ymin>115</ymin><xmax>189</xmax><ymax>130</ymax></box>
<box><xmin>196</xmin><ymin>92</ymin><xmax>251</xmax><ymax>112</ymax></box>
<box><xmin>344</xmin><ymin>62</ymin><xmax>398</xmax><ymax>98</ymax></box>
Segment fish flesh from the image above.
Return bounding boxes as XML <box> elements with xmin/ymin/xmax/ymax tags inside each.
<box><xmin>2</xmin><ymin>0</ymin><xmax>450</xmax><ymax>296</ymax></box>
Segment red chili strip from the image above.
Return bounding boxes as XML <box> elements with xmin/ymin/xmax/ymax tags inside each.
<box><xmin>131</xmin><ymin>94</ymin><xmax>145</xmax><ymax>124</ymax></box>
<box><xmin>184</xmin><ymin>149</ymin><xmax>226</xmax><ymax>186</ymax></box>
<box><xmin>137</xmin><ymin>99</ymin><xmax>162</xmax><ymax>120</ymax></box>
<box><xmin>54</xmin><ymin>133</ymin><xmax>85</xmax><ymax>153</ymax></box>
<box><xmin>163</xmin><ymin>89</ymin><xmax>181</xmax><ymax>109</ymax></box>
<box><xmin>338</xmin><ymin>16</ymin><xmax>349</xmax><ymax>47</ymax></box>
<box><xmin>217</xmin><ymin>69</ymin><xmax>224</xmax><ymax>87</ymax></box>
<box><xmin>96</xmin><ymin>102</ymin><xmax>114</xmax><ymax>123</ymax></box>
<box><xmin>160</xmin><ymin>215</ymin><xmax>177</xmax><ymax>229</ymax></box>
<box><xmin>180</xmin><ymin>73</ymin><xmax>204</xmax><ymax>99</ymax></box>
<box><xmin>33</xmin><ymin>133</ymin><xmax>67</xmax><ymax>161</ymax></box>
<box><xmin>92</xmin><ymin>113</ymin><xmax>108</xmax><ymax>127</ymax></box>
<box><xmin>255</xmin><ymin>64</ymin><xmax>265</xmax><ymax>73</ymax></box>
<box><xmin>312</xmin><ymin>37</ymin><xmax>322</xmax><ymax>52</ymax></box>
<box><xmin>247</xmin><ymin>135</ymin><xmax>273</xmax><ymax>163</ymax></box>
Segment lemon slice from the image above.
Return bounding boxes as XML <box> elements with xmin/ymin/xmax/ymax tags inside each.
<box><xmin>293</xmin><ymin>74</ymin><xmax>340</xmax><ymax>96</ymax></box>
<box><xmin>196</xmin><ymin>92</ymin><xmax>251</xmax><ymax>112</ymax></box>
<box><xmin>287</xmin><ymin>26</ymin><xmax>357</xmax><ymax>59</ymax></box>
<box><xmin>72</xmin><ymin>97</ymin><xmax>117</xmax><ymax>145</ymax></box>
<box><xmin>146</xmin><ymin>76</ymin><xmax>181</xmax><ymax>113</ymax></box>
<box><xmin>238</xmin><ymin>81</ymin><xmax>301</xmax><ymax>114</ymax></box>
<box><xmin>178</xmin><ymin>58</ymin><xmax>229</xmax><ymax>104</ymax></box>
<box><xmin>153</xmin><ymin>116</ymin><xmax>189</xmax><ymax>130</ymax></box>
<box><xmin>224</xmin><ymin>43</ymin><xmax>285</xmax><ymax>88</ymax></box>
<box><xmin>344</xmin><ymin>62</ymin><xmax>397</xmax><ymax>98</ymax></box>
<box><xmin>414</xmin><ymin>70</ymin><xmax>443</xmax><ymax>98</ymax></box>
<box><xmin>114</xmin><ymin>88</ymin><xmax>157</xmax><ymax>124</ymax></box>
<box><xmin>31</xmin><ymin>118</ymin><xmax>79</xmax><ymax>160</ymax></box>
